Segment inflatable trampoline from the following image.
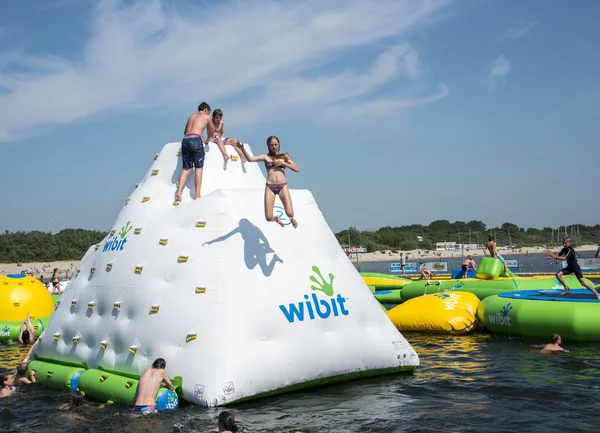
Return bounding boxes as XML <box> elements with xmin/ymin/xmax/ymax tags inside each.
<box><xmin>399</xmin><ymin>274</ymin><xmax>593</xmax><ymax>303</ymax></box>
<box><xmin>478</xmin><ymin>289</ymin><xmax>600</xmax><ymax>341</ymax></box>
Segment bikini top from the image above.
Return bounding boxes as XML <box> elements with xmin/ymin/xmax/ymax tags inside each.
<box><xmin>265</xmin><ymin>160</ymin><xmax>285</xmax><ymax>170</ymax></box>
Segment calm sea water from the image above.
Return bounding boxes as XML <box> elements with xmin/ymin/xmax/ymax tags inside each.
<box><xmin>353</xmin><ymin>251</ymin><xmax>599</xmax><ymax>275</ymax></box>
<box><xmin>1</xmin><ymin>252</ymin><xmax>599</xmax><ymax>432</ymax></box>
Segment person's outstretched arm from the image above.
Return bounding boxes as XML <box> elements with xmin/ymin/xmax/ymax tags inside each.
<box><xmin>18</xmin><ymin>321</ymin><xmax>25</xmax><ymax>344</ymax></box>
<box><xmin>23</xmin><ymin>339</ymin><xmax>40</xmax><ymax>362</ymax></box>
<box><xmin>25</xmin><ymin>314</ymin><xmax>35</xmax><ymax>338</ymax></box>
<box><xmin>238</xmin><ymin>145</ymin><xmax>270</xmax><ymax>163</ymax></box>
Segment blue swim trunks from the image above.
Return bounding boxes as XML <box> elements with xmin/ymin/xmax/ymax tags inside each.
<box><xmin>496</xmin><ymin>253</ymin><xmax>505</xmax><ymax>263</ymax></box>
<box><xmin>132</xmin><ymin>404</ymin><xmax>158</xmax><ymax>414</ymax></box>
<box><xmin>181</xmin><ymin>135</ymin><xmax>205</xmax><ymax>169</ymax></box>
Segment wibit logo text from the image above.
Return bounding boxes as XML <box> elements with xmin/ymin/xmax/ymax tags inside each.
<box><xmin>278</xmin><ymin>266</ymin><xmax>349</xmax><ymax>323</ymax></box>
<box><xmin>487</xmin><ymin>303</ymin><xmax>513</xmax><ymax>326</ymax></box>
<box><xmin>103</xmin><ymin>221</ymin><xmax>133</xmax><ymax>252</ymax></box>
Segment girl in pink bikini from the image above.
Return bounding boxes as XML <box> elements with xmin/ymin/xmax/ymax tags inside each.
<box><xmin>236</xmin><ymin>136</ymin><xmax>299</xmax><ymax>228</ymax></box>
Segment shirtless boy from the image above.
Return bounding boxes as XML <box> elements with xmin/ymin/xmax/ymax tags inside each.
<box><xmin>132</xmin><ymin>358</ymin><xmax>174</xmax><ymax>414</ymax></box>
<box><xmin>483</xmin><ymin>236</ymin><xmax>509</xmax><ymax>276</ymax></box>
<box><xmin>14</xmin><ymin>362</ymin><xmax>36</xmax><ymax>386</ymax></box>
<box><xmin>210</xmin><ymin>109</ymin><xmax>246</xmax><ymax>162</ymax></box>
<box><xmin>176</xmin><ymin>102</ymin><xmax>214</xmax><ymax>202</ymax></box>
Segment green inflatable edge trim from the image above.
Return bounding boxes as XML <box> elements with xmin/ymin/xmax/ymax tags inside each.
<box><xmin>28</xmin><ymin>360</ymin><xmax>84</xmax><ymax>391</ymax></box>
<box><xmin>400</xmin><ymin>275</ymin><xmax>593</xmax><ymax>303</ymax></box>
<box><xmin>29</xmin><ymin>359</ymin><xmax>182</xmax><ymax>404</ymax></box>
<box><xmin>226</xmin><ymin>364</ymin><xmax>416</xmax><ymax>405</ymax></box>
<box><xmin>360</xmin><ymin>272</ymin><xmax>411</xmax><ymax>282</ymax></box>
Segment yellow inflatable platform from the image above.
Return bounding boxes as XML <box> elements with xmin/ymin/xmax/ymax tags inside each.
<box><xmin>386</xmin><ymin>291</ymin><xmax>480</xmax><ymax>334</ymax></box>
<box><xmin>0</xmin><ymin>274</ymin><xmax>55</xmax><ymax>342</ymax></box>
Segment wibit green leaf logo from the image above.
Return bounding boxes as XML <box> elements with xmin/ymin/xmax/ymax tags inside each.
<box><xmin>501</xmin><ymin>303</ymin><xmax>513</xmax><ymax>317</ymax></box>
<box><xmin>310</xmin><ymin>265</ymin><xmax>335</xmax><ymax>296</ymax></box>
<box><xmin>102</xmin><ymin>221</ymin><xmax>132</xmax><ymax>253</ymax></box>
<box><xmin>119</xmin><ymin>221</ymin><xmax>133</xmax><ymax>239</ymax></box>
<box><xmin>488</xmin><ymin>303</ymin><xmax>513</xmax><ymax>326</ymax></box>
<box><xmin>278</xmin><ymin>265</ymin><xmax>349</xmax><ymax>323</ymax></box>
<box><xmin>2</xmin><ymin>326</ymin><xmax>9</xmax><ymax>333</ymax></box>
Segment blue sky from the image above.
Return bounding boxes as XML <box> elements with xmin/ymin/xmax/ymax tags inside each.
<box><xmin>0</xmin><ymin>0</ymin><xmax>599</xmax><ymax>234</ymax></box>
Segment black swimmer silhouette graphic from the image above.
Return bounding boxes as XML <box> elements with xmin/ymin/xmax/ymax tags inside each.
<box><xmin>203</xmin><ymin>218</ymin><xmax>283</xmax><ymax>276</ymax></box>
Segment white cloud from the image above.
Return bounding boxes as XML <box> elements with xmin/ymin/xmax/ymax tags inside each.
<box><xmin>0</xmin><ymin>0</ymin><xmax>453</xmax><ymax>142</ymax></box>
<box><xmin>500</xmin><ymin>21</ymin><xmax>541</xmax><ymax>41</ymax></box>
<box><xmin>488</xmin><ymin>55</ymin><xmax>511</xmax><ymax>89</ymax></box>
<box><xmin>324</xmin><ymin>83</ymin><xmax>449</xmax><ymax>120</ymax></box>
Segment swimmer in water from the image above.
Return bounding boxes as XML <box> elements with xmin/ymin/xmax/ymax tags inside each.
<box><xmin>13</xmin><ymin>362</ymin><xmax>36</xmax><ymax>386</ymax></box>
<box><xmin>537</xmin><ymin>334</ymin><xmax>569</xmax><ymax>354</ymax></box>
<box><xmin>217</xmin><ymin>411</ymin><xmax>239</xmax><ymax>433</ymax></box>
<box><xmin>0</xmin><ymin>374</ymin><xmax>15</xmax><ymax>398</ymax></box>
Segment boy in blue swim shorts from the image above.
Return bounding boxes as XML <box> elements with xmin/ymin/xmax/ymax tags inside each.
<box><xmin>176</xmin><ymin>102</ymin><xmax>214</xmax><ymax>201</ymax></box>
<box><xmin>132</xmin><ymin>358</ymin><xmax>174</xmax><ymax>415</ymax></box>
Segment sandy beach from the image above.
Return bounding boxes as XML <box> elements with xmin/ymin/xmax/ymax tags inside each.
<box><xmin>0</xmin><ymin>260</ymin><xmax>77</xmax><ymax>280</ymax></box>
<box><xmin>1</xmin><ymin>246</ymin><xmax>598</xmax><ymax>274</ymax></box>
<box><xmin>347</xmin><ymin>244</ymin><xmax>600</xmax><ymax>263</ymax></box>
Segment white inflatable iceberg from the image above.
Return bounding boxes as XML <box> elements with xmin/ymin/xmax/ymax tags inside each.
<box><xmin>34</xmin><ymin>140</ymin><xmax>419</xmax><ymax>406</ymax></box>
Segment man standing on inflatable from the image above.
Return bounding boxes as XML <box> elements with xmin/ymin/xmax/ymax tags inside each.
<box><xmin>547</xmin><ymin>238</ymin><xmax>600</xmax><ymax>300</ymax></box>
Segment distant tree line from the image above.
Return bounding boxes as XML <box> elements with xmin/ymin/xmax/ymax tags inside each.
<box><xmin>335</xmin><ymin>221</ymin><xmax>600</xmax><ymax>253</ymax></box>
<box><xmin>0</xmin><ymin>229</ymin><xmax>107</xmax><ymax>263</ymax></box>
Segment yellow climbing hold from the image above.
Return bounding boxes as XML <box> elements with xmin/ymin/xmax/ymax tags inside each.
<box><xmin>159</xmin><ymin>239</ymin><xmax>168</xmax><ymax>246</ymax></box>
<box><xmin>150</xmin><ymin>305</ymin><xmax>160</xmax><ymax>314</ymax></box>
<box><xmin>195</xmin><ymin>287</ymin><xmax>206</xmax><ymax>294</ymax></box>
<box><xmin>134</xmin><ymin>266</ymin><xmax>143</xmax><ymax>275</ymax></box>
<box><xmin>178</xmin><ymin>256</ymin><xmax>189</xmax><ymax>263</ymax></box>
<box><xmin>141</xmin><ymin>196</ymin><xmax>150</xmax><ymax>203</ymax></box>
<box><xmin>134</xmin><ymin>227</ymin><xmax>142</xmax><ymax>235</ymax></box>
<box><xmin>195</xmin><ymin>221</ymin><xmax>206</xmax><ymax>228</ymax></box>
<box><xmin>186</xmin><ymin>333</ymin><xmax>197</xmax><ymax>342</ymax></box>
<box><xmin>151</xmin><ymin>169</ymin><xmax>159</xmax><ymax>176</ymax></box>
